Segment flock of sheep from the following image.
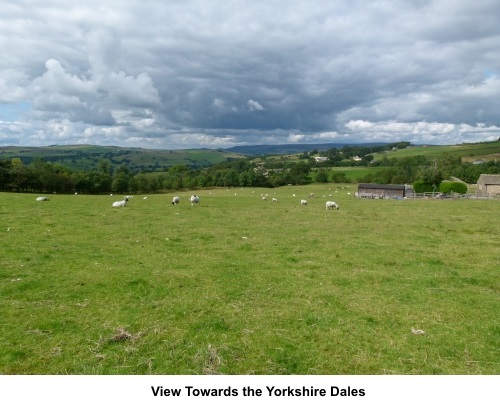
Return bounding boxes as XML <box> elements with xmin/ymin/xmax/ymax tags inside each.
<box><xmin>35</xmin><ymin>191</ymin><xmax>340</xmax><ymax>210</ymax></box>
<box><xmin>263</xmin><ymin>191</ymin><xmax>340</xmax><ymax>210</ymax></box>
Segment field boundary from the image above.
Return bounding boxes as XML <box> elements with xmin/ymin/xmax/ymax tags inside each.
<box><xmin>405</xmin><ymin>191</ymin><xmax>499</xmax><ymax>200</ymax></box>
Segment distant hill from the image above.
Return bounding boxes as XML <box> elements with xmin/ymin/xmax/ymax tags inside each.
<box><xmin>224</xmin><ymin>142</ymin><xmax>389</xmax><ymax>155</ymax></box>
<box><xmin>0</xmin><ymin>145</ymin><xmax>244</xmax><ymax>172</ymax></box>
<box><xmin>1</xmin><ymin>140</ymin><xmax>498</xmax><ymax>173</ymax></box>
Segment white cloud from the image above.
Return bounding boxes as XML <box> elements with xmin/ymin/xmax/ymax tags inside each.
<box><xmin>247</xmin><ymin>99</ymin><xmax>265</xmax><ymax>111</ymax></box>
<box><xmin>288</xmin><ymin>134</ymin><xmax>305</xmax><ymax>143</ymax></box>
<box><xmin>345</xmin><ymin>120</ymin><xmax>500</xmax><ymax>144</ymax></box>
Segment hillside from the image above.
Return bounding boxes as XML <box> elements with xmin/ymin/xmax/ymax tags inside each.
<box><xmin>0</xmin><ymin>145</ymin><xmax>244</xmax><ymax>172</ymax></box>
<box><xmin>370</xmin><ymin>140</ymin><xmax>500</xmax><ymax>162</ymax></box>
<box><xmin>0</xmin><ymin>140</ymin><xmax>498</xmax><ymax>174</ymax></box>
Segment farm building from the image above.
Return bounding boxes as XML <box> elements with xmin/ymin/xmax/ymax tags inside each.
<box><xmin>357</xmin><ymin>183</ymin><xmax>407</xmax><ymax>199</ymax></box>
<box><xmin>313</xmin><ymin>156</ymin><xmax>328</xmax><ymax>162</ymax></box>
<box><xmin>477</xmin><ymin>174</ymin><xmax>500</xmax><ymax>197</ymax></box>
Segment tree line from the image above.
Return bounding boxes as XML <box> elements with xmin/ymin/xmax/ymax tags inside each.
<box><xmin>0</xmin><ymin>150</ymin><xmax>498</xmax><ymax>195</ymax></box>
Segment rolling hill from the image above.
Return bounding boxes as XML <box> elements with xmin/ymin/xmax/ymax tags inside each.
<box><xmin>0</xmin><ymin>145</ymin><xmax>244</xmax><ymax>172</ymax></box>
<box><xmin>0</xmin><ymin>140</ymin><xmax>498</xmax><ymax>174</ymax></box>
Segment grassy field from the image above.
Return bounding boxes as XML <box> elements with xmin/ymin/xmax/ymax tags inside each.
<box><xmin>1</xmin><ymin>186</ymin><xmax>499</xmax><ymax>375</ymax></box>
<box><xmin>371</xmin><ymin>140</ymin><xmax>500</xmax><ymax>162</ymax></box>
<box><xmin>321</xmin><ymin>167</ymin><xmax>388</xmax><ymax>182</ymax></box>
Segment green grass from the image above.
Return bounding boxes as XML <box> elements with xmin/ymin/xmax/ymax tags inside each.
<box><xmin>327</xmin><ymin>167</ymin><xmax>388</xmax><ymax>182</ymax></box>
<box><xmin>1</xmin><ymin>186</ymin><xmax>499</xmax><ymax>374</ymax></box>
<box><xmin>371</xmin><ymin>140</ymin><xmax>500</xmax><ymax>162</ymax></box>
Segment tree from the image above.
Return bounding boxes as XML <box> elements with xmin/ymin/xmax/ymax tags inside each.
<box><xmin>8</xmin><ymin>158</ymin><xmax>29</xmax><ymax>192</ymax></box>
<box><xmin>112</xmin><ymin>173</ymin><xmax>130</xmax><ymax>193</ymax></box>
<box><xmin>331</xmin><ymin>172</ymin><xmax>349</xmax><ymax>183</ymax></box>
<box><xmin>419</xmin><ymin>161</ymin><xmax>444</xmax><ymax>189</ymax></box>
<box><xmin>112</xmin><ymin>163</ymin><xmax>132</xmax><ymax>193</ymax></box>
<box><xmin>316</xmin><ymin>171</ymin><xmax>328</xmax><ymax>183</ymax></box>
<box><xmin>439</xmin><ymin>181</ymin><xmax>468</xmax><ymax>194</ymax></box>
<box><xmin>223</xmin><ymin>169</ymin><xmax>239</xmax><ymax>187</ymax></box>
<box><xmin>0</xmin><ymin>159</ymin><xmax>13</xmax><ymax>191</ymax></box>
<box><xmin>97</xmin><ymin>159</ymin><xmax>112</xmax><ymax>175</ymax></box>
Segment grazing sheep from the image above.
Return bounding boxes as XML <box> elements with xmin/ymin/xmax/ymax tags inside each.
<box><xmin>300</xmin><ymin>199</ymin><xmax>308</xmax><ymax>206</ymax></box>
<box><xmin>172</xmin><ymin>196</ymin><xmax>180</xmax><ymax>205</ymax></box>
<box><xmin>36</xmin><ymin>196</ymin><xmax>50</xmax><ymax>201</ymax></box>
<box><xmin>190</xmin><ymin>194</ymin><xmax>200</xmax><ymax>206</ymax></box>
<box><xmin>272</xmin><ymin>197</ymin><xmax>278</xmax><ymax>202</ymax></box>
<box><xmin>262</xmin><ymin>196</ymin><xmax>268</xmax><ymax>201</ymax></box>
<box><xmin>112</xmin><ymin>197</ymin><xmax>128</xmax><ymax>207</ymax></box>
<box><xmin>326</xmin><ymin>201</ymin><xmax>339</xmax><ymax>210</ymax></box>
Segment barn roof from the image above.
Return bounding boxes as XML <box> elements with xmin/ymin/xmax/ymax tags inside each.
<box><xmin>358</xmin><ymin>183</ymin><xmax>406</xmax><ymax>190</ymax></box>
<box><xmin>478</xmin><ymin>174</ymin><xmax>500</xmax><ymax>185</ymax></box>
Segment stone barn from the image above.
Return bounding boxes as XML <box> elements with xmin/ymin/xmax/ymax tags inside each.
<box><xmin>477</xmin><ymin>174</ymin><xmax>500</xmax><ymax>197</ymax></box>
<box><xmin>357</xmin><ymin>183</ymin><xmax>407</xmax><ymax>199</ymax></box>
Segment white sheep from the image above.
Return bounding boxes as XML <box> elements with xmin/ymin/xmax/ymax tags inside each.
<box><xmin>262</xmin><ymin>196</ymin><xmax>268</xmax><ymax>201</ymax></box>
<box><xmin>272</xmin><ymin>197</ymin><xmax>278</xmax><ymax>202</ymax></box>
<box><xmin>326</xmin><ymin>201</ymin><xmax>339</xmax><ymax>210</ymax></box>
<box><xmin>190</xmin><ymin>194</ymin><xmax>200</xmax><ymax>206</ymax></box>
<box><xmin>300</xmin><ymin>199</ymin><xmax>308</xmax><ymax>206</ymax></box>
<box><xmin>112</xmin><ymin>197</ymin><xmax>128</xmax><ymax>207</ymax></box>
<box><xmin>36</xmin><ymin>196</ymin><xmax>50</xmax><ymax>201</ymax></box>
<box><xmin>172</xmin><ymin>196</ymin><xmax>180</xmax><ymax>205</ymax></box>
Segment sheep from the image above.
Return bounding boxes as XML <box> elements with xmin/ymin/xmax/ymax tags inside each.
<box><xmin>172</xmin><ymin>196</ymin><xmax>180</xmax><ymax>205</ymax></box>
<box><xmin>262</xmin><ymin>196</ymin><xmax>268</xmax><ymax>201</ymax></box>
<box><xmin>36</xmin><ymin>196</ymin><xmax>50</xmax><ymax>201</ymax></box>
<box><xmin>272</xmin><ymin>197</ymin><xmax>278</xmax><ymax>202</ymax></box>
<box><xmin>190</xmin><ymin>194</ymin><xmax>200</xmax><ymax>206</ymax></box>
<box><xmin>326</xmin><ymin>201</ymin><xmax>339</xmax><ymax>210</ymax></box>
<box><xmin>300</xmin><ymin>199</ymin><xmax>308</xmax><ymax>206</ymax></box>
<box><xmin>112</xmin><ymin>197</ymin><xmax>128</xmax><ymax>207</ymax></box>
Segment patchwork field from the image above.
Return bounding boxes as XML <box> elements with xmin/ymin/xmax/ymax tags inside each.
<box><xmin>1</xmin><ymin>185</ymin><xmax>499</xmax><ymax>374</ymax></box>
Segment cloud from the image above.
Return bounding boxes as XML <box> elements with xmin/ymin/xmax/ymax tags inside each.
<box><xmin>247</xmin><ymin>99</ymin><xmax>265</xmax><ymax>111</ymax></box>
<box><xmin>0</xmin><ymin>1</ymin><xmax>500</xmax><ymax>148</ymax></box>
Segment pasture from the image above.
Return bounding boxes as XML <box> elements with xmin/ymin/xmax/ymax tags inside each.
<box><xmin>1</xmin><ymin>185</ymin><xmax>499</xmax><ymax>374</ymax></box>
<box><xmin>370</xmin><ymin>140</ymin><xmax>500</xmax><ymax>162</ymax></box>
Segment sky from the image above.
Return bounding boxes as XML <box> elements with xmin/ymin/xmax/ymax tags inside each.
<box><xmin>1</xmin><ymin>0</ymin><xmax>500</xmax><ymax>150</ymax></box>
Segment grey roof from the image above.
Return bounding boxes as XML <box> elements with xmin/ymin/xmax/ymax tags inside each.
<box><xmin>358</xmin><ymin>183</ymin><xmax>406</xmax><ymax>190</ymax></box>
<box><xmin>478</xmin><ymin>174</ymin><xmax>500</xmax><ymax>185</ymax></box>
